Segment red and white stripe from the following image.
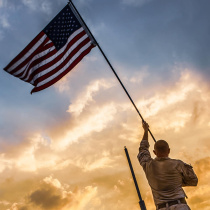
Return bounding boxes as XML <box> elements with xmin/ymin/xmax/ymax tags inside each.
<box><xmin>4</xmin><ymin>27</ymin><xmax>95</xmax><ymax>93</ymax></box>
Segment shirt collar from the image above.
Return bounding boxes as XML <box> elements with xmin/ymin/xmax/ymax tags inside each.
<box><xmin>155</xmin><ymin>157</ymin><xmax>170</xmax><ymax>161</ymax></box>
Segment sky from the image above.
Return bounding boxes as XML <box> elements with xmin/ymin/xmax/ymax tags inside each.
<box><xmin>0</xmin><ymin>0</ymin><xmax>210</xmax><ymax>209</ymax></box>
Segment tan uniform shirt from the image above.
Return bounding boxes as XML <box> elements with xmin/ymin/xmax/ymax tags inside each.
<box><xmin>137</xmin><ymin>140</ymin><xmax>198</xmax><ymax>205</ymax></box>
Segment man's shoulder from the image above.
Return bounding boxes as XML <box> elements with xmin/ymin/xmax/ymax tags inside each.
<box><xmin>168</xmin><ymin>158</ymin><xmax>194</xmax><ymax>170</ymax></box>
<box><xmin>165</xmin><ymin>158</ymin><xmax>186</xmax><ymax>166</ymax></box>
<box><xmin>169</xmin><ymin>158</ymin><xmax>184</xmax><ymax>163</ymax></box>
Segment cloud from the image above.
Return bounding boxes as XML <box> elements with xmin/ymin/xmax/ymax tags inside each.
<box><xmin>0</xmin><ymin>0</ymin><xmax>5</xmax><ymax>8</ymax></box>
<box><xmin>54</xmin><ymin>76</ymin><xmax>70</xmax><ymax>93</ymax></box>
<box><xmin>0</xmin><ymin>176</ymin><xmax>98</xmax><ymax>210</ymax></box>
<box><xmin>0</xmin><ymin>134</ymin><xmax>58</xmax><ymax>173</ymax></box>
<box><xmin>67</xmin><ymin>151</ymin><xmax>116</xmax><ymax>172</ymax></box>
<box><xmin>0</xmin><ymin>14</ymin><xmax>10</xmax><ymax>28</ymax></box>
<box><xmin>21</xmin><ymin>0</ymin><xmax>36</xmax><ymax>10</ymax></box>
<box><xmin>134</xmin><ymin>69</ymin><xmax>210</xmax><ymax>134</ymax></box>
<box><xmin>29</xmin><ymin>176</ymin><xmax>98</xmax><ymax>210</ymax></box>
<box><xmin>0</xmin><ymin>68</ymin><xmax>209</xmax><ymax>209</ymax></box>
<box><xmin>0</xmin><ymin>68</ymin><xmax>209</xmax><ymax>168</ymax></box>
<box><xmin>21</xmin><ymin>0</ymin><xmax>52</xmax><ymax>14</ymax></box>
<box><xmin>67</xmin><ymin>79</ymin><xmax>114</xmax><ymax>116</ymax></box>
<box><xmin>41</xmin><ymin>1</ymin><xmax>52</xmax><ymax>15</ymax></box>
<box><xmin>182</xmin><ymin>157</ymin><xmax>210</xmax><ymax>209</ymax></box>
<box><xmin>53</xmin><ymin>102</ymin><xmax>117</xmax><ymax>150</ymax></box>
<box><xmin>194</xmin><ymin>157</ymin><xmax>210</xmax><ymax>183</ymax></box>
<box><xmin>121</xmin><ymin>0</ymin><xmax>153</xmax><ymax>7</ymax></box>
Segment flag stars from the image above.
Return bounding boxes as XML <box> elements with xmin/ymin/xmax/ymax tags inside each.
<box><xmin>43</xmin><ymin>5</ymin><xmax>82</xmax><ymax>50</ymax></box>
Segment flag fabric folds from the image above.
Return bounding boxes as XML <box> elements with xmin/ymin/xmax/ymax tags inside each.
<box><xmin>4</xmin><ymin>4</ymin><xmax>96</xmax><ymax>93</ymax></box>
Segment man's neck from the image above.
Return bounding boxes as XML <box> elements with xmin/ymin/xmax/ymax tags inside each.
<box><xmin>155</xmin><ymin>156</ymin><xmax>170</xmax><ymax>160</ymax></box>
<box><xmin>156</xmin><ymin>155</ymin><xmax>169</xmax><ymax>158</ymax></box>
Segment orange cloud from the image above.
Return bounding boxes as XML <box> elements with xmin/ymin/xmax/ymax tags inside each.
<box><xmin>0</xmin><ymin>68</ymin><xmax>210</xmax><ymax>209</ymax></box>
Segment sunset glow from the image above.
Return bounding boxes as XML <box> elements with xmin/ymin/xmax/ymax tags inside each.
<box><xmin>0</xmin><ymin>0</ymin><xmax>210</xmax><ymax>209</ymax></box>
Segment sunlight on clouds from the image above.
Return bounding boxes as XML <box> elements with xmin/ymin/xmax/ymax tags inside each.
<box><xmin>81</xmin><ymin>156</ymin><xmax>113</xmax><ymax>172</ymax></box>
<box><xmin>43</xmin><ymin>176</ymin><xmax>62</xmax><ymax>189</ymax></box>
<box><xmin>1</xmin><ymin>176</ymin><xmax>99</xmax><ymax>209</ymax></box>
<box><xmin>54</xmin><ymin>103</ymin><xmax>117</xmax><ymax>150</ymax></box>
<box><xmin>55</xmin><ymin>76</ymin><xmax>70</xmax><ymax>93</ymax></box>
<box><xmin>15</xmin><ymin>134</ymin><xmax>57</xmax><ymax>171</ymax></box>
<box><xmin>129</xmin><ymin>69</ymin><xmax>148</xmax><ymax>83</ymax></box>
<box><xmin>70</xmin><ymin>153</ymin><xmax>114</xmax><ymax>172</ymax></box>
<box><xmin>10</xmin><ymin>203</ymin><xmax>19</xmax><ymax>210</ymax></box>
<box><xmin>0</xmin><ymin>154</ymin><xmax>11</xmax><ymax>173</ymax></box>
<box><xmin>138</xmin><ymin>71</ymin><xmax>196</xmax><ymax>118</ymax></box>
<box><xmin>186</xmin><ymin>157</ymin><xmax>210</xmax><ymax>209</ymax></box>
<box><xmin>68</xmin><ymin>79</ymin><xmax>113</xmax><ymax>116</ymax></box>
<box><xmin>28</xmin><ymin>176</ymin><xmax>98</xmax><ymax>210</ymax></box>
<box><xmin>164</xmin><ymin>112</ymin><xmax>191</xmax><ymax>132</ymax></box>
<box><xmin>120</xmin><ymin>123</ymin><xmax>140</xmax><ymax>142</ymax></box>
<box><xmin>15</xmin><ymin>144</ymin><xmax>36</xmax><ymax>171</ymax></box>
<box><xmin>67</xmin><ymin>186</ymin><xmax>98</xmax><ymax>210</ymax></box>
<box><xmin>0</xmin><ymin>134</ymin><xmax>58</xmax><ymax>172</ymax></box>
<box><xmin>0</xmin><ymin>152</ymin><xmax>37</xmax><ymax>173</ymax></box>
<box><xmin>151</xmin><ymin>110</ymin><xmax>192</xmax><ymax>133</ymax></box>
<box><xmin>53</xmin><ymin>159</ymin><xmax>72</xmax><ymax>171</ymax></box>
<box><xmin>0</xmin><ymin>0</ymin><xmax>210</xmax><ymax>207</ymax></box>
<box><xmin>0</xmin><ymin>201</ymin><xmax>10</xmax><ymax>206</ymax></box>
<box><xmin>0</xmin><ymin>69</ymin><xmax>209</xmax><ymax>209</ymax></box>
<box><xmin>133</xmin><ymin>70</ymin><xmax>207</xmax><ymax>134</ymax></box>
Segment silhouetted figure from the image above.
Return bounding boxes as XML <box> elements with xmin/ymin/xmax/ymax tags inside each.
<box><xmin>138</xmin><ymin>121</ymin><xmax>198</xmax><ymax>210</ymax></box>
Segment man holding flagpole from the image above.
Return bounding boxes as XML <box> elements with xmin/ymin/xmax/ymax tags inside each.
<box><xmin>138</xmin><ymin>121</ymin><xmax>198</xmax><ymax>210</ymax></box>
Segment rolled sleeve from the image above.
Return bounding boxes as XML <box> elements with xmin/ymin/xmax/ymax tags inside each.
<box><xmin>180</xmin><ymin>162</ymin><xmax>198</xmax><ymax>187</ymax></box>
<box><xmin>137</xmin><ymin>140</ymin><xmax>152</xmax><ymax>170</ymax></box>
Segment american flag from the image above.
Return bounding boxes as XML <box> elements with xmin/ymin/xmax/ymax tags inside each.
<box><xmin>4</xmin><ymin>4</ymin><xmax>96</xmax><ymax>93</ymax></box>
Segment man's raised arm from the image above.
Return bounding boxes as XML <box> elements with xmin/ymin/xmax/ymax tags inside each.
<box><xmin>137</xmin><ymin>121</ymin><xmax>151</xmax><ymax>169</ymax></box>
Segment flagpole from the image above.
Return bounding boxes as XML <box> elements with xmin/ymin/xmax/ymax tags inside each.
<box><xmin>124</xmin><ymin>146</ymin><xmax>147</xmax><ymax>210</ymax></box>
<box><xmin>69</xmin><ymin>0</ymin><xmax>156</xmax><ymax>142</ymax></box>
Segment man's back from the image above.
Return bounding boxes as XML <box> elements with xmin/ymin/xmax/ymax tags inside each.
<box><xmin>138</xmin><ymin>140</ymin><xmax>190</xmax><ymax>205</ymax></box>
<box><xmin>146</xmin><ymin>158</ymin><xmax>183</xmax><ymax>191</ymax></box>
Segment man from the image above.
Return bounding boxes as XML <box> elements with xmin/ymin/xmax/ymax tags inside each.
<box><xmin>137</xmin><ymin>121</ymin><xmax>198</xmax><ymax>210</ymax></box>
